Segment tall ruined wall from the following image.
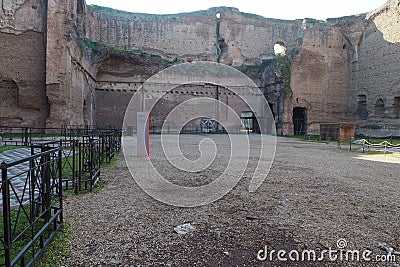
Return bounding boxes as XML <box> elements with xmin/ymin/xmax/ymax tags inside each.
<box><xmin>82</xmin><ymin>6</ymin><xmax>303</xmax><ymax>66</ymax></box>
<box><xmin>0</xmin><ymin>0</ymin><xmax>98</xmax><ymax>128</ymax></box>
<box><xmin>288</xmin><ymin>19</ymin><xmax>357</xmax><ymax>134</ymax></box>
<box><xmin>0</xmin><ymin>0</ymin><xmax>48</xmax><ymax>126</ymax></box>
<box><xmin>45</xmin><ymin>0</ymin><xmax>97</xmax><ymax>128</ymax></box>
<box><xmin>2</xmin><ymin>0</ymin><xmax>398</xmax><ymax>134</ymax></box>
<box><xmin>351</xmin><ymin>0</ymin><xmax>400</xmax><ymax>134</ymax></box>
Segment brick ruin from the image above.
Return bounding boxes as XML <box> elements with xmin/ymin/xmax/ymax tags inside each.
<box><xmin>0</xmin><ymin>0</ymin><xmax>399</xmax><ymax>135</ymax></box>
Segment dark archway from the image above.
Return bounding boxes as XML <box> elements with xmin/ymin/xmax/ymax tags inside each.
<box><xmin>356</xmin><ymin>94</ymin><xmax>368</xmax><ymax>120</ymax></box>
<box><xmin>394</xmin><ymin>97</ymin><xmax>400</xmax><ymax>119</ymax></box>
<box><xmin>0</xmin><ymin>79</ymin><xmax>19</xmax><ymax>109</ymax></box>
<box><xmin>374</xmin><ymin>99</ymin><xmax>385</xmax><ymax>118</ymax></box>
<box><xmin>293</xmin><ymin>107</ymin><xmax>307</xmax><ymax>135</ymax></box>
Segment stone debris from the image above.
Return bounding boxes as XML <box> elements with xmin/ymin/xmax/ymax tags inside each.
<box><xmin>379</xmin><ymin>242</ymin><xmax>400</xmax><ymax>256</ymax></box>
<box><xmin>173</xmin><ymin>223</ymin><xmax>195</xmax><ymax>235</ymax></box>
<box><xmin>61</xmin><ymin>136</ymin><xmax>400</xmax><ymax>266</ymax></box>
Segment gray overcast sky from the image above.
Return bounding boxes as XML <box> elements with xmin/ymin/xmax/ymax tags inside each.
<box><xmin>85</xmin><ymin>0</ymin><xmax>388</xmax><ymax>20</ymax></box>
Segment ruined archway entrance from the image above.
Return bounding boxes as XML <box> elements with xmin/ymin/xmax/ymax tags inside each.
<box><xmin>0</xmin><ymin>79</ymin><xmax>19</xmax><ymax>109</ymax></box>
<box><xmin>293</xmin><ymin>107</ymin><xmax>307</xmax><ymax>135</ymax></box>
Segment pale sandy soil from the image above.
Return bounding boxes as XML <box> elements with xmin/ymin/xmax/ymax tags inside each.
<box><xmin>62</xmin><ymin>135</ymin><xmax>400</xmax><ymax>267</ymax></box>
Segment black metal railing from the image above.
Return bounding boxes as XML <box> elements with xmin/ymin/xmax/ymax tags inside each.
<box><xmin>99</xmin><ymin>131</ymin><xmax>121</xmax><ymax>164</ymax></box>
<box><xmin>0</xmin><ymin>128</ymin><xmax>122</xmax><ymax>267</ymax></box>
<box><xmin>75</xmin><ymin>136</ymin><xmax>101</xmax><ymax>193</ymax></box>
<box><xmin>0</xmin><ymin>126</ymin><xmax>102</xmax><ymax>148</ymax></box>
<box><xmin>0</xmin><ymin>147</ymin><xmax>63</xmax><ymax>267</ymax></box>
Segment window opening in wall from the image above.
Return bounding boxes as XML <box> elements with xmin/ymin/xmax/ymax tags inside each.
<box><xmin>274</xmin><ymin>41</ymin><xmax>286</xmax><ymax>56</ymax></box>
<box><xmin>356</xmin><ymin>94</ymin><xmax>368</xmax><ymax>120</ymax></box>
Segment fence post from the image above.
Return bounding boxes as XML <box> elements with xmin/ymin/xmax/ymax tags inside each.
<box><xmin>41</xmin><ymin>147</ymin><xmax>51</xmax><ymax>224</ymax></box>
<box><xmin>72</xmin><ymin>140</ymin><xmax>77</xmax><ymax>194</ymax></box>
<box><xmin>2</xmin><ymin>162</ymin><xmax>12</xmax><ymax>267</ymax></box>
<box><xmin>349</xmin><ymin>137</ymin><xmax>352</xmax><ymax>152</ymax></box>
<box><xmin>58</xmin><ymin>149</ymin><xmax>64</xmax><ymax>223</ymax></box>
<box><xmin>77</xmin><ymin>141</ymin><xmax>82</xmax><ymax>194</ymax></box>
<box><xmin>89</xmin><ymin>138</ymin><xmax>94</xmax><ymax>192</ymax></box>
<box><xmin>100</xmin><ymin>134</ymin><xmax>105</xmax><ymax>164</ymax></box>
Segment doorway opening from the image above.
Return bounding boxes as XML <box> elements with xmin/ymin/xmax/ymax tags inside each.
<box><xmin>293</xmin><ymin>107</ymin><xmax>307</xmax><ymax>135</ymax></box>
<box><xmin>240</xmin><ymin>111</ymin><xmax>259</xmax><ymax>133</ymax></box>
<box><xmin>356</xmin><ymin>94</ymin><xmax>368</xmax><ymax>120</ymax></box>
<box><xmin>374</xmin><ymin>99</ymin><xmax>385</xmax><ymax>118</ymax></box>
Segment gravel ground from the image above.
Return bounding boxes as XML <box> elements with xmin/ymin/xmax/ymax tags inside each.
<box><xmin>62</xmin><ymin>136</ymin><xmax>400</xmax><ymax>267</ymax></box>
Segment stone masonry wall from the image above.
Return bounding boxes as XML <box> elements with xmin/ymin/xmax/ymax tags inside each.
<box><xmin>351</xmin><ymin>0</ymin><xmax>400</xmax><ymax>134</ymax></box>
<box><xmin>0</xmin><ymin>0</ymin><xmax>48</xmax><ymax>127</ymax></box>
<box><xmin>288</xmin><ymin>21</ymin><xmax>353</xmax><ymax>134</ymax></box>
<box><xmin>2</xmin><ymin>0</ymin><xmax>399</xmax><ymax>134</ymax></box>
<box><xmin>82</xmin><ymin>6</ymin><xmax>303</xmax><ymax>66</ymax></box>
<box><xmin>45</xmin><ymin>0</ymin><xmax>97</xmax><ymax>128</ymax></box>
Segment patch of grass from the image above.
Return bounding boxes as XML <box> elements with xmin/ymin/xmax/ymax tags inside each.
<box><xmin>341</xmin><ymin>148</ymin><xmax>359</xmax><ymax>152</ymax></box>
<box><xmin>93</xmin><ymin>179</ymin><xmax>109</xmax><ymax>193</ymax></box>
<box><xmin>365</xmin><ymin>150</ymin><xmax>386</xmax><ymax>155</ymax></box>
<box><xmin>36</xmin><ymin>222</ymin><xmax>72</xmax><ymax>267</ymax></box>
<box><xmin>0</xmin><ymin>146</ymin><xmax>20</xmax><ymax>153</ymax></box>
<box><xmin>0</xmin><ymin>209</ymin><xmax>60</xmax><ymax>266</ymax></box>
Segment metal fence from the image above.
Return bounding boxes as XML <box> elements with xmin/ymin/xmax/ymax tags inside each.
<box><xmin>0</xmin><ymin>146</ymin><xmax>63</xmax><ymax>267</ymax></box>
<box><xmin>0</xmin><ymin>128</ymin><xmax>122</xmax><ymax>267</ymax></box>
<box><xmin>338</xmin><ymin>138</ymin><xmax>400</xmax><ymax>154</ymax></box>
<box><xmin>0</xmin><ymin>127</ymin><xmax>109</xmax><ymax>147</ymax></box>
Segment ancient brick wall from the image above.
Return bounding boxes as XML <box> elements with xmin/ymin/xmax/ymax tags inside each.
<box><xmin>0</xmin><ymin>0</ymin><xmax>48</xmax><ymax>126</ymax></box>
<box><xmin>288</xmin><ymin>20</ymin><xmax>352</xmax><ymax>134</ymax></box>
<box><xmin>350</xmin><ymin>0</ymin><xmax>400</xmax><ymax>134</ymax></box>
<box><xmin>45</xmin><ymin>0</ymin><xmax>97</xmax><ymax>128</ymax></box>
<box><xmin>82</xmin><ymin>6</ymin><xmax>303</xmax><ymax>66</ymax></box>
<box><xmin>2</xmin><ymin>0</ymin><xmax>399</xmax><ymax>134</ymax></box>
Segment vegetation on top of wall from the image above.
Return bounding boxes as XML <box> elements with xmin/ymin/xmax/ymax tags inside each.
<box><xmin>275</xmin><ymin>48</ymin><xmax>300</xmax><ymax>95</ymax></box>
<box><xmin>74</xmin><ymin>29</ymin><xmax>176</xmax><ymax>65</ymax></box>
<box><xmin>303</xmin><ymin>18</ymin><xmax>326</xmax><ymax>25</ymax></box>
<box><xmin>237</xmin><ymin>58</ymin><xmax>276</xmax><ymax>73</ymax></box>
<box><xmin>80</xmin><ymin>38</ymin><xmax>102</xmax><ymax>54</ymax></box>
<box><xmin>215</xmin><ymin>16</ymin><xmax>222</xmax><ymax>63</ymax></box>
<box><xmin>236</xmin><ymin>48</ymin><xmax>299</xmax><ymax>95</ymax></box>
<box><xmin>89</xmin><ymin>4</ymin><xmax>134</xmax><ymax>16</ymax></box>
<box><xmin>276</xmin><ymin>54</ymin><xmax>292</xmax><ymax>94</ymax></box>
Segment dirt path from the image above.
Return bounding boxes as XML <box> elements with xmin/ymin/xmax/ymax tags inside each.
<box><xmin>62</xmin><ymin>136</ymin><xmax>400</xmax><ymax>266</ymax></box>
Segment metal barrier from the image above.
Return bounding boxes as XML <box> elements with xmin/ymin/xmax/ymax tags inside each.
<box><xmin>338</xmin><ymin>137</ymin><xmax>400</xmax><ymax>154</ymax></box>
<box><xmin>99</xmin><ymin>131</ymin><xmax>121</xmax><ymax>164</ymax></box>
<box><xmin>0</xmin><ymin>147</ymin><xmax>63</xmax><ymax>267</ymax></box>
<box><xmin>0</xmin><ymin>129</ymin><xmax>122</xmax><ymax>266</ymax></box>
<box><xmin>76</xmin><ymin>136</ymin><xmax>101</xmax><ymax>193</ymax></box>
<box><xmin>0</xmin><ymin>127</ymin><xmax>103</xmax><ymax>148</ymax></box>
<box><xmin>32</xmin><ymin>138</ymin><xmax>102</xmax><ymax>194</ymax></box>
<box><xmin>357</xmin><ymin>139</ymin><xmax>400</xmax><ymax>154</ymax></box>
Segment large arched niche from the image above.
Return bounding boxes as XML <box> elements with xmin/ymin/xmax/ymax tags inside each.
<box><xmin>0</xmin><ymin>78</ymin><xmax>19</xmax><ymax>109</ymax></box>
<box><xmin>94</xmin><ymin>54</ymin><xmax>169</xmax><ymax>129</ymax></box>
<box><xmin>149</xmin><ymin>83</ymin><xmax>258</xmax><ymax>133</ymax></box>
